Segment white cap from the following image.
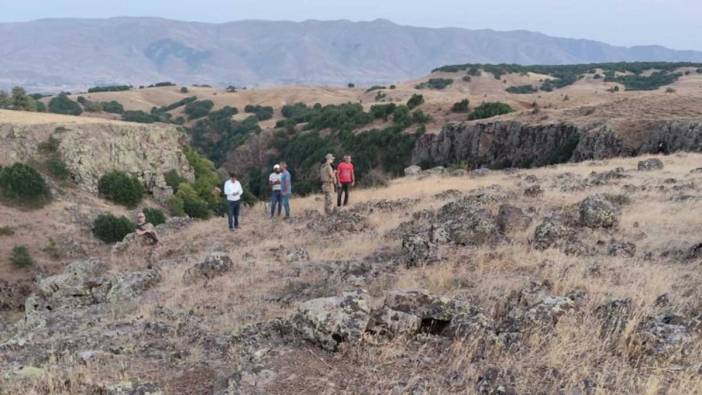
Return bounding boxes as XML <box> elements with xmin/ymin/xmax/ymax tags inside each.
<box><xmin>273</xmin><ymin>164</ymin><xmax>280</xmax><ymax>170</ymax></box>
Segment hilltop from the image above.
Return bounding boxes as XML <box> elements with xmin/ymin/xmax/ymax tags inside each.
<box><xmin>2</xmin><ymin>18</ymin><xmax>702</xmax><ymax>91</ymax></box>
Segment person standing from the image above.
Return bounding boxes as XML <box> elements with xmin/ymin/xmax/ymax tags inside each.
<box><xmin>280</xmin><ymin>161</ymin><xmax>292</xmax><ymax>218</ymax></box>
<box><xmin>269</xmin><ymin>164</ymin><xmax>283</xmax><ymax>218</ymax></box>
<box><xmin>320</xmin><ymin>153</ymin><xmax>336</xmax><ymax>215</ymax></box>
<box><xmin>336</xmin><ymin>154</ymin><xmax>355</xmax><ymax>207</ymax></box>
<box><xmin>224</xmin><ymin>172</ymin><xmax>243</xmax><ymax>231</ymax></box>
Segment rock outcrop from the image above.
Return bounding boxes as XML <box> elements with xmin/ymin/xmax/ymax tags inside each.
<box><xmin>0</xmin><ymin>117</ymin><xmax>194</xmax><ymax>197</ymax></box>
<box><xmin>412</xmin><ymin>119</ymin><xmax>702</xmax><ymax>169</ymax></box>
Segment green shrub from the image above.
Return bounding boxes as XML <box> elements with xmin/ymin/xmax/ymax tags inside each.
<box><xmin>142</xmin><ymin>207</ymin><xmax>166</xmax><ymax>226</ymax></box>
<box><xmin>101</xmin><ymin>101</ymin><xmax>125</xmax><ymax>114</ymax></box>
<box><xmin>122</xmin><ymin>110</ymin><xmax>159</xmax><ymax>123</ymax></box>
<box><xmin>366</xmin><ymin>85</ymin><xmax>386</xmax><ymax>92</ymax></box>
<box><xmin>155</xmin><ymin>96</ymin><xmax>197</xmax><ymax>113</ymax></box>
<box><xmin>164</xmin><ymin>170</ymin><xmax>186</xmax><ymax>192</ymax></box>
<box><xmin>0</xmin><ymin>163</ymin><xmax>51</xmax><ymax>204</ymax></box>
<box><xmin>77</xmin><ymin>96</ymin><xmax>102</xmax><ymax>112</ymax></box>
<box><xmin>47</xmin><ymin>156</ymin><xmax>70</xmax><ymax>180</ymax></box>
<box><xmin>415</xmin><ymin>78</ymin><xmax>453</xmax><ymax>90</ymax></box>
<box><xmin>185</xmin><ymin>100</ymin><xmax>215</xmax><ymax>120</ymax></box>
<box><xmin>392</xmin><ymin>105</ymin><xmax>412</xmax><ymax>128</ymax></box>
<box><xmin>244</xmin><ymin>105</ymin><xmax>274</xmax><ymax>121</ymax></box>
<box><xmin>180</xmin><ymin>87</ymin><xmax>189</xmax><ymax>93</ymax></box>
<box><xmin>370</xmin><ymin>103</ymin><xmax>396</xmax><ymax>120</ymax></box>
<box><xmin>10</xmin><ymin>246</ymin><xmax>33</xmax><ymax>268</ymax></box>
<box><xmin>92</xmin><ymin>213</ymin><xmax>134</xmax><ymax>243</ymax></box>
<box><xmin>412</xmin><ymin>110</ymin><xmax>431</xmax><ymax>124</ymax></box>
<box><xmin>48</xmin><ymin>94</ymin><xmax>83</xmax><ymax>116</ymax></box>
<box><xmin>167</xmin><ymin>196</ymin><xmax>186</xmax><ymax>216</ymax></box>
<box><xmin>183</xmin><ymin>198</ymin><xmax>210</xmax><ymax>219</ymax></box>
<box><xmin>97</xmin><ymin>171</ymin><xmax>144</xmax><ymax>207</ymax></box>
<box><xmin>88</xmin><ymin>85</ymin><xmax>131</xmax><ymax>93</ymax></box>
<box><xmin>38</xmin><ymin>136</ymin><xmax>60</xmax><ymax>154</ymax></box>
<box><xmin>0</xmin><ymin>226</ymin><xmax>14</xmax><ymax>236</ymax></box>
<box><xmin>506</xmin><ymin>85</ymin><xmax>537</xmax><ymax>94</ymax></box>
<box><xmin>468</xmin><ymin>102</ymin><xmax>514</xmax><ymax>120</ymax></box>
<box><xmin>407</xmin><ymin>94</ymin><xmax>424</xmax><ymax>109</ymax></box>
<box><xmin>451</xmin><ymin>99</ymin><xmax>470</xmax><ymax>113</ymax></box>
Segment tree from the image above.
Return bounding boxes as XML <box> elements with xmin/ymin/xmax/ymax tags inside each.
<box><xmin>92</xmin><ymin>213</ymin><xmax>134</xmax><ymax>243</ymax></box>
<box><xmin>468</xmin><ymin>102</ymin><xmax>514</xmax><ymax>120</ymax></box>
<box><xmin>451</xmin><ymin>99</ymin><xmax>470</xmax><ymax>113</ymax></box>
<box><xmin>48</xmin><ymin>94</ymin><xmax>83</xmax><ymax>116</ymax></box>
<box><xmin>407</xmin><ymin>94</ymin><xmax>424</xmax><ymax>110</ymax></box>
<box><xmin>12</xmin><ymin>87</ymin><xmax>37</xmax><ymax>111</ymax></box>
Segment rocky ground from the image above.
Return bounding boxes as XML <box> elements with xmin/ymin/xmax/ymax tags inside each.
<box><xmin>1</xmin><ymin>153</ymin><xmax>702</xmax><ymax>394</ymax></box>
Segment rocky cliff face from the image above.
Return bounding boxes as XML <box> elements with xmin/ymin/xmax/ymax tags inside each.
<box><xmin>412</xmin><ymin>119</ymin><xmax>702</xmax><ymax>169</ymax></box>
<box><xmin>0</xmin><ymin>117</ymin><xmax>194</xmax><ymax>199</ymax></box>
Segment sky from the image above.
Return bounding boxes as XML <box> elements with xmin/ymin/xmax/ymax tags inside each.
<box><xmin>1</xmin><ymin>0</ymin><xmax>701</xmax><ymax>51</ymax></box>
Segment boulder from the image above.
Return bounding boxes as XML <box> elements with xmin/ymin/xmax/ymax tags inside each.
<box><xmin>292</xmin><ymin>289</ymin><xmax>372</xmax><ymax>351</ymax></box>
<box><xmin>579</xmin><ymin>194</ymin><xmax>621</xmax><ymax>229</ymax></box>
<box><xmin>533</xmin><ymin>218</ymin><xmax>572</xmax><ymax>250</ymax></box>
<box><xmin>496</xmin><ymin>204</ymin><xmax>532</xmax><ymax>234</ymax></box>
<box><xmin>183</xmin><ymin>252</ymin><xmax>233</xmax><ymax>283</ymax></box>
<box><xmin>497</xmin><ymin>282</ymin><xmax>576</xmax><ymax>333</ymax></box>
<box><xmin>306</xmin><ymin>210</ymin><xmax>369</xmax><ymax>234</ymax></box>
<box><xmin>105</xmin><ymin>269</ymin><xmax>161</xmax><ymax>304</ymax></box>
<box><xmin>594</xmin><ymin>298</ymin><xmax>632</xmax><ymax>339</ymax></box>
<box><xmin>627</xmin><ymin>314</ymin><xmax>697</xmax><ymax>363</ymax></box>
<box><xmin>404</xmin><ymin>165</ymin><xmax>422</xmax><ymax>176</ymax></box>
<box><xmin>638</xmin><ymin>158</ymin><xmax>664</xmax><ymax>171</ymax></box>
<box><xmin>608</xmin><ymin>241</ymin><xmax>636</xmax><ymax>257</ymax></box>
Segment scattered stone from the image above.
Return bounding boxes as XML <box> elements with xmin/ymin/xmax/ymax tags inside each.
<box><xmin>594</xmin><ymin>299</ymin><xmax>632</xmax><ymax>339</ymax></box>
<box><xmin>524</xmin><ymin>175</ymin><xmax>539</xmax><ymax>183</ymax></box>
<box><xmin>105</xmin><ymin>269</ymin><xmax>161</xmax><ymax>304</ymax></box>
<box><xmin>638</xmin><ymin>158</ymin><xmax>664</xmax><ymax>171</ymax></box>
<box><xmin>434</xmin><ymin>189</ymin><xmax>463</xmax><ymax>200</ymax></box>
<box><xmin>404</xmin><ymin>165</ymin><xmax>422</xmax><ymax>176</ymax></box>
<box><xmin>183</xmin><ymin>252</ymin><xmax>233</xmax><ymax>283</ymax></box>
<box><xmin>608</xmin><ymin>240</ymin><xmax>636</xmax><ymax>257</ymax></box>
<box><xmin>690</xmin><ymin>167</ymin><xmax>702</xmax><ymax>174</ymax></box>
<box><xmin>401</xmin><ymin>234</ymin><xmax>437</xmax><ymax>267</ymax></box>
<box><xmin>627</xmin><ymin>314</ymin><xmax>696</xmax><ymax>362</ymax></box>
<box><xmin>106</xmin><ymin>381</ymin><xmax>162</xmax><ymax>395</ymax></box>
<box><xmin>292</xmin><ymin>289</ymin><xmax>372</xmax><ymax>351</ymax></box>
<box><xmin>306</xmin><ymin>210</ymin><xmax>369</xmax><ymax>234</ymax></box>
<box><xmin>475</xmin><ymin>367</ymin><xmax>517</xmax><ymax>395</ymax></box>
<box><xmin>589</xmin><ymin>167</ymin><xmax>629</xmax><ymax>185</ymax></box>
<box><xmin>523</xmin><ymin>184</ymin><xmax>543</xmax><ymax>197</ymax></box>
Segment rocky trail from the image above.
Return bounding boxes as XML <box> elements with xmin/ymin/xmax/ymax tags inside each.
<box><xmin>2</xmin><ymin>153</ymin><xmax>702</xmax><ymax>394</ymax></box>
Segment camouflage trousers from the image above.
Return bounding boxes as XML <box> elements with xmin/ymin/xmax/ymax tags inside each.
<box><xmin>322</xmin><ymin>183</ymin><xmax>335</xmax><ymax>215</ymax></box>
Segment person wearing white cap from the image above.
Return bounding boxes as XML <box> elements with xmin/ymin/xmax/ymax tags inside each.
<box><xmin>269</xmin><ymin>163</ymin><xmax>283</xmax><ymax>218</ymax></box>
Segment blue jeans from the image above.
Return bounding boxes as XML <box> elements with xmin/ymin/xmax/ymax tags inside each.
<box><xmin>227</xmin><ymin>200</ymin><xmax>240</xmax><ymax>229</ymax></box>
<box><xmin>271</xmin><ymin>190</ymin><xmax>282</xmax><ymax>217</ymax></box>
<box><xmin>282</xmin><ymin>194</ymin><xmax>291</xmax><ymax>217</ymax></box>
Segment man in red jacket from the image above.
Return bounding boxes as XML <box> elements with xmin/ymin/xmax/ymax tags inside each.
<box><xmin>336</xmin><ymin>154</ymin><xmax>355</xmax><ymax>207</ymax></box>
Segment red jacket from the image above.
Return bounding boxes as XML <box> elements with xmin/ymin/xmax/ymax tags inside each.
<box><xmin>337</xmin><ymin>162</ymin><xmax>355</xmax><ymax>184</ymax></box>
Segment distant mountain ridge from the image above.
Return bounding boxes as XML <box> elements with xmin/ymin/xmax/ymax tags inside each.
<box><xmin>1</xmin><ymin>17</ymin><xmax>702</xmax><ymax>91</ymax></box>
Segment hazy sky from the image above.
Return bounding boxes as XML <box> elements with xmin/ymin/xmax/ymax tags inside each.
<box><xmin>1</xmin><ymin>0</ymin><xmax>700</xmax><ymax>51</ymax></box>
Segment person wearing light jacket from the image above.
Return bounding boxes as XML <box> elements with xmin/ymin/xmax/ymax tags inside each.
<box><xmin>224</xmin><ymin>172</ymin><xmax>243</xmax><ymax>231</ymax></box>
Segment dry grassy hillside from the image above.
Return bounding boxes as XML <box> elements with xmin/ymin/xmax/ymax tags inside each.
<box><xmin>2</xmin><ymin>153</ymin><xmax>701</xmax><ymax>394</ymax></box>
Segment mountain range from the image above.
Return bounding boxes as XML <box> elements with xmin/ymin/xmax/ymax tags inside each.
<box><xmin>2</xmin><ymin>17</ymin><xmax>702</xmax><ymax>91</ymax></box>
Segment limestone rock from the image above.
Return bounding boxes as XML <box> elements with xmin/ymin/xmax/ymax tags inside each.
<box><xmin>496</xmin><ymin>204</ymin><xmax>532</xmax><ymax>234</ymax></box>
<box><xmin>292</xmin><ymin>289</ymin><xmax>372</xmax><ymax>351</ymax></box>
<box><xmin>579</xmin><ymin>194</ymin><xmax>621</xmax><ymax>229</ymax></box>
<box><xmin>404</xmin><ymin>165</ymin><xmax>422</xmax><ymax>176</ymax></box>
<box><xmin>638</xmin><ymin>158</ymin><xmax>664</xmax><ymax>171</ymax></box>
<box><xmin>183</xmin><ymin>252</ymin><xmax>233</xmax><ymax>283</ymax></box>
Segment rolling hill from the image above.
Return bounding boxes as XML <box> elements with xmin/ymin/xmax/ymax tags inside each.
<box><xmin>2</xmin><ymin>17</ymin><xmax>702</xmax><ymax>91</ymax></box>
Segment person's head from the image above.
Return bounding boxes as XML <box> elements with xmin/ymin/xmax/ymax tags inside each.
<box><xmin>325</xmin><ymin>153</ymin><xmax>335</xmax><ymax>164</ymax></box>
<box><xmin>273</xmin><ymin>164</ymin><xmax>281</xmax><ymax>173</ymax></box>
<box><xmin>280</xmin><ymin>161</ymin><xmax>287</xmax><ymax>171</ymax></box>
<box><xmin>344</xmin><ymin>155</ymin><xmax>352</xmax><ymax>163</ymax></box>
<box><xmin>136</xmin><ymin>212</ymin><xmax>146</xmax><ymax>224</ymax></box>
<box><xmin>229</xmin><ymin>171</ymin><xmax>236</xmax><ymax>180</ymax></box>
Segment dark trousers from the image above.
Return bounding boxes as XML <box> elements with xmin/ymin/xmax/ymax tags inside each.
<box><xmin>227</xmin><ymin>200</ymin><xmax>240</xmax><ymax>229</ymax></box>
<box><xmin>337</xmin><ymin>183</ymin><xmax>351</xmax><ymax>206</ymax></box>
<box><xmin>271</xmin><ymin>190</ymin><xmax>282</xmax><ymax>217</ymax></box>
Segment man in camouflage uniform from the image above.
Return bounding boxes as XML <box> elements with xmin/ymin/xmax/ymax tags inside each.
<box><xmin>320</xmin><ymin>153</ymin><xmax>336</xmax><ymax>215</ymax></box>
